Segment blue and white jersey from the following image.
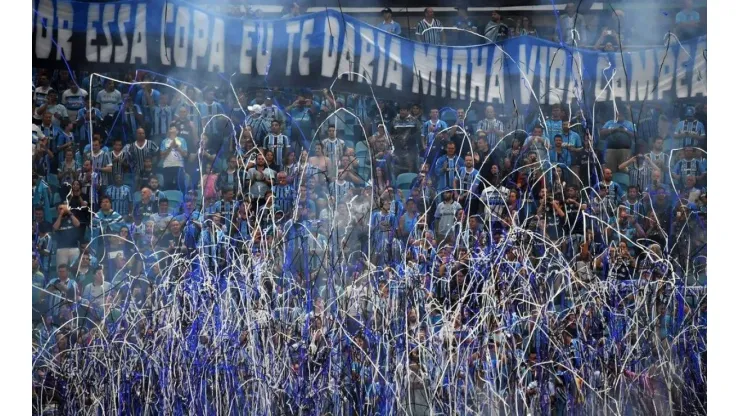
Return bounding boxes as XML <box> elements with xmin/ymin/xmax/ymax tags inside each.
<box><xmin>272</xmin><ymin>184</ymin><xmax>295</xmax><ymax>215</ymax></box>
<box><xmin>61</xmin><ymin>88</ymin><xmax>88</xmax><ymax>112</ymax></box>
<box><xmin>264</xmin><ymin>134</ymin><xmax>291</xmax><ymax>169</ymax></box>
<box><xmin>150</xmin><ymin>105</ymin><xmax>173</xmax><ymax>138</ymax></box>
<box><xmin>196</xmin><ymin>101</ymin><xmax>226</xmax><ymax>136</ymax></box>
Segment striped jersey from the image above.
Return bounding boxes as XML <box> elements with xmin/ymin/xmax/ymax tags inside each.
<box><xmin>675</xmin><ymin>119</ymin><xmax>706</xmax><ymax>148</ymax></box>
<box><xmin>272</xmin><ymin>184</ymin><xmax>295</xmax><ymax>215</ymax></box>
<box><xmin>330</xmin><ymin>180</ymin><xmax>354</xmax><ymax>203</ymax></box>
<box><xmin>481</xmin><ymin>185</ymin><xmax>509</xmax><ymax>221</ymax></box>
<box><xmin>125</xmin><ymin>140</ymin><xmax>159</xmax><ymax>175</ymax></box>
<box><xmin>627</xmin><ymin>163</ymin><xmax>652</xmax><ymax>191</ymax></box>
<box><xmin>623</xmin><ymin>199</ymin><xmax>645</xmax><ymax>218</ymax></box>
<box><xmin>196</xmin><ymin>101</ymin><xmax>226</xmax><ymax>136</ymax></box>
<box><xmin>121</xmin><ymin>104</ymin><xmax>143</xmax><ymax>139</ymax></box>
<box><xmin>109</xmin><ymin>150</ymin><xmax>127</xmax><ymax>182</ymax></box>
<box><xmin>322</xmin><ymin>138</ymin><xmax>345</xmax><ymax>178</ymax></box>
<box><xmin>264</xmin><ymin>134</ymin><xmax>291</xmax><ymax>169</ymax></box>
<box><xmin>673</xmin><ymin>158</ymin><xmax>702</xmax><ymax>181</ymax></box>
<box><xmin>457</xmin><ymin>167</ymin><xmax>480</xmax><ymax>195</ymax></box>
<box><xmin>416</xmin><ymin>18</ymin><xmax>444</xmax><ymax>45</ymax></box>
<box><xmin>477</xmin><ymin>118</ymin><xmax>506</xmax><ymax>149</ymax></box>
<box><xmin>247</xmin><ymin>116</ymin><xmax>270</xmax><ymax>144</ymax></box>
<box><xmin>151</xmin><ymin>106</ymin><xmax>173</xmax><ymax>138</ymax></box>
<box><xmin>105</xmin><ymin>184</ymin><xmax>133</xmax><ymax>216</ymax></box>
<box><xmin>86</xmin><ymin>150</ymin><xmax>113</xmax><ymax>187</ymax></box>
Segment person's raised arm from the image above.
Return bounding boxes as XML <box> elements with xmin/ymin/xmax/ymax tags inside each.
<box><xmin>53</xmin><ymin>209</ymin><xmax>64</xmax><ymax>230</ymax></box>
<box><xmin>618</xmin><ymin>156</ymin><xmax>636</xmax><ymax>172</ymax></box>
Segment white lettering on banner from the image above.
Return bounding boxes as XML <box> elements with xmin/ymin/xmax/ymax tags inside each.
<box><xmin>569</xmin><ymin>51</ymin><xmax>584</xmax><ymax>103</ymax></box>
<box><xmin>629</xmin><ymin>50</ymin><xmax>657</xmax><ymax>102</ymax></box>
<box><xmin>470</xmin><ymin>48</ymin><xmax>488</xmax><ymax>103</ymax></box>
<box><xmin>114</xmin><ymin>5</ymin><xmax>130</xmax><ymax>64</ymax></box>
<box><xmin>208</xmin><ymin>18</ymin><xmax>224</xmax><ymax>71</ymax></box>
<box><xmin>130</xmin><ymin>4</ymin><xmax>148</xmax><ymax>64</ymax></box>
<box><xmin>256</xmin><ymin>23</ymin><xmax>273</xmax><ymax>76</ymax></box>
<box><xmin>85</xmin><ymin>4</ymin><xmax>115</xmax><ymax>63</ymax></box>
<box><xmin>691</xmin><ymin>39</ymin><xmax>707</xmax><ymax>97</ymax></box>
<box><xmin>239</xmin><ymin>22</ymin><xmax>256</xmax><ymax>74</ymax></box>
<box><xmin>595</xmin><ymin>54</ymin><xmax>628</xmax><ymax>102</ymax></box>
<box><xmin>438</xmin><ymin>48</ymin><xmax>449</xmax><ymax>98</ymax></box>
<box><xmin>375</xmin><ymin>32</ymin><xmax>388</xmax><ymax>88</ymax></box>
<box><xmin>56</xmin><ymin>1</ymin><xmax>74</xmax><ymax>62</ymax></box>
<box><xmin>298</xmin><ymin>18</ymin><xmax>314</xmax><ymax>76</ymax></box>
<box><xmin>191</xmin><ymin>10</ymin><xmax>209</xmax><ymax>70</ymax></box>
<box><xmin>547</xmin><ymin>47</ymin><xmax>568</xmax><ymax>103</ymax></box>
<box><xmin>384</xmin><ymin>37</ymin><xmax>402</xmax><ymax>91</ymax></box>
<box><xmin>450</xmin><ymin>48</ymin><xmax>468</xmax><ymax>100</ymax></box>
<box><xmin>35</xmin><ymin>0</ymin><xmax>54</xmax><ymax>59</ymax></box>
<box><xmin>357</xmin><ymin>27</ymin><xmax>375</xmax><ymax>84</ymax></box>
<box><xmin>173</xmin><ymin>7</ymin><xmax>190</xmax><ymax>68</ymax></box>
<box><xmin>613</xmin><ymin>54</ymin><xmax>629</xmax><ymax>101</ymax></box>
<box><xmin>285</xmin><ymin>22</ymin><xmax>300</xmax><ymax>76</ymax></box>
<box><xmin>654</xmin><ymin>46</ymin><xmax>675</xmax><ymax>100</ymax></box>
<box><xmin>412</xmin><ymin>44</ymin><xmax>437</xmax><ymax>96</ymax></box>
<box><xmin>519</xmin><ymin>44</ymin><xmax>539</xmax><ymax>105</ymax></box>
<box><xmin>337</xmin><ymin>23</ymin><xmax>355</xmax><ymax>82</ymax></box>
<box><xmin>321</xmin><ymin>16</ymin><xmax>341</xmax><ymax>78</ymax></box>
<box><xmin>676</xmin><ymin>41</ymin><xmax>705</xmax><ymax>99</ymax></box>
<box><xmin>487</xmin><ymin>63</ymin><xmax>505</xmax><ymax>104</ymax></box>
<box><xmin>160</xmin><ymin>2</ymin><xmax>173</xmax><ymax>65</ymax></box>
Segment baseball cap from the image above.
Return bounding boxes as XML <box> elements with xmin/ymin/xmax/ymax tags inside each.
<box><xmin>247</xmin><ymin>104</ymin><xmax>263</xmax><ymax>113</ymax></box>
<box><xmin>381</xmin><ymin>8</ymin><xmax>392</xmax><ymax>14</ymax></box>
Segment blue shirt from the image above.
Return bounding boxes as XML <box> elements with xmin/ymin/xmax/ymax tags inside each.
<box><xmin>91</xmin><ymin>210</ymin><xmax>125</xmax><ymax>238</ymax></box>
<box><xmin>561</xmin><ymin>131</ymin><xmax>582</xmax><ymax>149</ymax></box>
<box><xmin>433</xmin><ymin>155</ymin><xmax>463</xmax><ymax>192</ymax></box>
<box><xmin>196</xmin><ymin>101</ymin><xmax>226</xmax><ymax>135</ymax></box>
<box><xmin>544</xmin><ymin>119</ymin><xmax>563</xmax><ymax>146</ymax></box>
<box><xmin>54</xmin><ymin>215</ymin><xmax>80</xmax><ymax>249</ymax></box>
<box><xmin>135</xmin><ymin>89</ymin><xmax>161</xmax><ymax>110</ymax></box>
<box><xmin>105</xmin><ymin>185</ymin><xmax>134</xmax><ymax>216</ymax></box>
<box><xmin>549</xmin><ymin>148</ymin><xmax>572</xmax><ymax>167</ymax></box>
<box><xmin>378</xmin><ymin>20</ymin><xmax>402</xmax><ymax>35</ymax></box>
<box><xmin>601</xmin><ymin>119</ymin><xmax>635</xmax><ymax>149</ymax></box>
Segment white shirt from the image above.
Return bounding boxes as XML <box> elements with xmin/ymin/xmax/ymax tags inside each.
<box><xmin>36</xmin><ymin>104</ymin><xmax>68</xmax><ymax>125</ymax></box>
<box><xmin>161</xmin><ymin>137</ymin><xmax>187</xmax><ymax>168</ymax></box>
<box><xmin>97</xmin><ymin>89</ymin><xmax>123</xmax><ymax>116</ymax></box>
<box><xmin>62</xmin><ymin>88</ymin><xmax>89</xmax><ymax>112</ymax></box>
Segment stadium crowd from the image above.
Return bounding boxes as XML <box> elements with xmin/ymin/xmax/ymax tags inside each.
<box><xmin>31</xmin><ymin>5</ymin><xmax>706</xmax><ymax>413</ymax></box>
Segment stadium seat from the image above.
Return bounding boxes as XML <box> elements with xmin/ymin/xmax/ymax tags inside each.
<box><xmin>356</xmin><ymin>151</ymin><xmax>369</xmax><ymax>168</ymax></box>
<box><xmin>395</xmin><ymin>173</ymin><xmax>417</xmax><ymax>190</ymax></box>
<box><xmin>355</xmin><ymin>142</ymin><xmax>369</xmax><ymax>155</ymax></box>
<box><xmin>613</xmin><ymin>172</ymin><xmax>631</xmax><ymax>189</ymax></box>
<box><xmin>165</xmin><ymin>190</ymin><xmax>184</xmax><ymax>212</ymax></box>
<box><xmin>164</xmin><ymin>190</ymin><xmax>184</xmax><ymax>204</ymax></box>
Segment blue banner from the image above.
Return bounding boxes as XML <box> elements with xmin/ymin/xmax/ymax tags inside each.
<box><xmin>33</xmin><ymin>0</ymin><xmax>706</xmax><ymax>105</ymax></box>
